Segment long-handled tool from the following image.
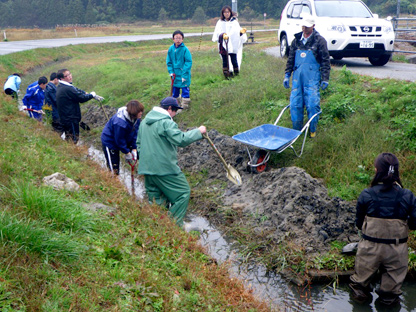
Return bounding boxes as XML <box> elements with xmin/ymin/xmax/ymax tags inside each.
<box><xmin>98</xmin><ymin>98</ymin><xmax>109</xmax><ymax>122</ymax></box>
<box><xmin>128</xmin><ymin>157</ymin><xmax>138</xmax><ymax>199</ymax></box>
<box><xmin>170</xmin><ymin>73</ymin><xmax>176</xmax><ymax>96</ymax></box>
<box><xmin>203</xmin><ymin>133</ymin><xmax>242</xmax><ymax>186</ymax></box>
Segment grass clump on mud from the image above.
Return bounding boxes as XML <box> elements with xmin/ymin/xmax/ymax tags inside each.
<box><xmin>0</xmin><ymin>39</ymin><xmax>273</xmax><ymax>311</ymax></box>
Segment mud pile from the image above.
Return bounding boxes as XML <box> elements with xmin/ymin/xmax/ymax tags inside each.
<box><xmin>178</xmin><ymin>129</ymin><xmax>359</xmax><ymax>254</ymax></box>
<box><xmin>82</xmin><ymin>102</ymin><xmax>360</xmax><ymax>255</ymax></box>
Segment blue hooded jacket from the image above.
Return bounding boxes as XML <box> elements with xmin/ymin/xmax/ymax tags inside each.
<box><xmin>101</xmin><ymin>106</ymin><xmax>140</xmax><ymax>154</ymax></box>
<box><xmin>22</xmin><ymin>81</ymin><xmax>45</xmax><ymax>110</ymax></box>
<box><xmin>166</xmin><ymin>43</ymin><xmax>192</xmax><ymax>88</ymax></box>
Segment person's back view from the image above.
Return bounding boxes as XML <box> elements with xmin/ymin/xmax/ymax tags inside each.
<box><xmin>349</xmin><ymin>153</ymin><xmax>416</xmax><ymax>307</ymax></box>
<box><xmin>4</xmin><ymin>73</ymin><xmax>21</xmax><ymax>99</ymax></box>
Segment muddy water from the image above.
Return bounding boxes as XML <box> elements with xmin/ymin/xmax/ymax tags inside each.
<box><xmin>88</xmin><ymin>145</ymin><xmax>416</xmax><ymax>312</ymax></box>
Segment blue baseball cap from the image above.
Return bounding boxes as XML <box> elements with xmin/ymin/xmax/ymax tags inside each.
<box><xmin>160</xmin><ymin>96</ymin><xmax>183</xmax><ymax>109</ymax></box>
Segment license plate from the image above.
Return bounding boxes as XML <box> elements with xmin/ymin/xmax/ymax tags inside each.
<box><xmin>360</xmin><ymin>41</ymin><xmax>374</xmax><ymax>48</ymax></box>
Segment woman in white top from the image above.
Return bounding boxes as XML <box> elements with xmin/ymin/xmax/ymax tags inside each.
<box><xmin>212</xmin><ymin>6</ymin><xmax>247</xmax><ymax>79</ymax></box>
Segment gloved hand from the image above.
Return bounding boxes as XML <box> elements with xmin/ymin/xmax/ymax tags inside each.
<box><xmin>90</xmin><ymin>91</ymin><xmax>96</xmax><ymax>97</ymax></box>
<box><xmin>169</xmin><ymin>73</ymin><xmax>174</xmax><ymax>77</ymax></box>
<box><xmin>94</xmin><ymin>94</ymin><xmax>104</xmax><ymax>101</ymax></box>
<box><xmin>182</xmin><ymin>78</ymin><xmax>186</xmax><ymax>83</ymax></box>
<box><xmin>321</xmin><ymin>81</ymin><xmax>329</xmax><ymax>90</ymax></box>
<box><xmin>283</xmin><ymin>73</ymin><xmax>291</xmax><ymax>89</ymax></box>
<box><xmin>131</xmin><ymin>149</ymin><xmax>137</xmax><ymax>161</ymax></box>
<box><xmin>223</xmin><ymin>33</ymin><xmax>229</xmax><ymax>40</ymax></box>
<box><xmin>240</xmin><ymin>28</ymin><xmax>247</xmax><ymax>34</ymax></box>
<box><xmin>125</xmin><ymin>153</ymin><xmax>134</xmax><ymax>165</ymax></box>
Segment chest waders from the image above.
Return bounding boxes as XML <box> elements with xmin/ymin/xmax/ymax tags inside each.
<box><xmin>290</xmin><ymin>49</ymin><xmax>321</xmax><ymax>133</ymax></box>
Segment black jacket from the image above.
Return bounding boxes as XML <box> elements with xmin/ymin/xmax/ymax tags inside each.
<box><xmin>285</xmin><ymin>29</ymin><xmax>331</xmax><ymax>82</ymax></box>
<box><xmin>56</xmin><ymin>82</ymin><xmax>93</xmax><ymax>124</ymax></box>
<box><xmin>45</xmin><ymin>82</ymin><xmax>58</xmax><ymax>121</ymax></box>
<box><xmin>356</xmin><ymin>184</ymin><xmax>416</xmax><ymax>230</ymax></box>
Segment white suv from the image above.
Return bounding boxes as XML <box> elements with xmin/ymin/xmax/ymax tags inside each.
<box><xmin>278</xmin><ymin>0</ymin><xmax>395</xmax><ymax>66</ymax></box>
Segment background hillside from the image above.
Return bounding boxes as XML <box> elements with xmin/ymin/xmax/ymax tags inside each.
<box><xmin>0</xmin><ymin>0</ymin><xmax>414</xmax><ymax>28</ymax></box>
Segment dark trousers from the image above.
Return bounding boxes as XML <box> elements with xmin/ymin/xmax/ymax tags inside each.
<box><xmin>222</xmin><ymin>53</ymin><xmax>238</xmax><ymax>70</ymax></box>
<box><xmin>52</xmin><ymin>120</ymin><xmax>64</xmax><ymax>135</ymax></box>
<box><xmin>102</xmin><ymin>144</ymin><xmax>120</xmax><ymax>175</ymax></box>
<box><xmin>62</xmin><ymin>122</ymin><xmax>80</xmax><ymax>144</ymax></box>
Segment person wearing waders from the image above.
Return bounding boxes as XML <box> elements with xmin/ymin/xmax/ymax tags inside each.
<box><xmin>22</xmin><ymin>76</ymin><xmax>48</xmax><ymax>121</ymax></box>
<box><xmin>56</xmin><ymin>68</ymin><xmax>103</xmax><ymax>144</ymax></box>
<box><xmin>349</xmin><ymin>153</ymin><xmax>416</xmax><ymax>307</ymax></box>
<box><xmin>166</xmin><ymin>30</ymin><xmax>192</xmax><ymax>109</ymax></box>
<box><xmin>283</xmin><ymin>14</ymin><xmax>330</xmax><ymax>138</ymax></box>
<box><xmin>137</xmin><ymin>96</ymin><xmax>206</xmax><ymax>226</ymax></box>
<box><xmin>101</xmin><ymin>100</ymin><xmax>144</xmax><ymax>175</ymax></box>
<box><xmin>4</xmin><ymin>73</ymin><xmax>21</xmax><ymax>99</ymax></box>
<box><xmin>212</xmin><ymin>6</ymin><xmax>247</xmax><ymax>79</ymax></box>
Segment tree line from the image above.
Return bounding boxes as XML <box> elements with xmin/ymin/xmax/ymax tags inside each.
<box><xmin>0</xmin><ymin>0</ymin><xmax>411</xmax><ymax>28</ymax></box>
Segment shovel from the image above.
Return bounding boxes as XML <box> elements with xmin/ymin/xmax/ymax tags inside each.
<box><xmin>170</xmin><ymin>73</ymin><xmax>176</xmax><ymax>96</ymax></box>
<box><xmin>203</xmin><ymin>133</ymin><xmax>242</xmax><ymax>186</ymax></box>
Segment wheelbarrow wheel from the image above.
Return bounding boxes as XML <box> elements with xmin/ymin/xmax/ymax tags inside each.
<box><xmin>249</xmin><ymin>150</ymin><xmax>268</xmax><ymax>174</ymax></box>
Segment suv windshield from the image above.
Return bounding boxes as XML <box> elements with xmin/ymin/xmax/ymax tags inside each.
<box><xmin>315</xmin><ymin>0</ymin><xmax>373</xmax><ymax>18</ymax></box>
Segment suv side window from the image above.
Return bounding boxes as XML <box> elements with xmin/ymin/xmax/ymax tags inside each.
<box><xmin>291</xmin><ymin>3</ymin><xmax>311</xmax><ymax>19</ymax></box>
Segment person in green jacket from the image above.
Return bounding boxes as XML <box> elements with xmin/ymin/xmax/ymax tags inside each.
<box><xmin>166</xmin><ymin>30</ymin><xmax>193</xmax><ymax>109</ymax></box>
<box><xmin>137</xmin><ymin>96</ymin><xmax>206</xmax><ymax>226</ymax></box>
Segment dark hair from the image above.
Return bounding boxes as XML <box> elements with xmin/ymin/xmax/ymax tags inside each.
<box><xmin>57</xmin><ymin>69</ymin><xmax>68</xmax><ymax>80</ymax></box>
<box><xmin>371</xmin><ymin>152</ymin><xmax>403</xmax><ymax>191</ymax></box>
<box><xmin>172</xmin><ymin>30</ymin><xmax>184</xmax><ymax>39</ymax></box>
<box><xmin>50</xmin><ymin>72</ymin><xmax>57</xmax><ymax>80</ymax></box>
<box><xmin>126</xmin><ymin>100</ymin><xmax>144</xmax><ymax>120</ymax></box>
<box><xmin>38</xmin><ymin>76</ymin><xmax>48</xmax><ymax>85</ymax></box>
<box><xmin>13</xmin><ymin>73</ymin><xmax>20</xmax><ymax>77</ymax></box>
<box><xmin>221</xmin><ymin>6</ymin><xmax>234</xmax><ymax>20</ymax></box>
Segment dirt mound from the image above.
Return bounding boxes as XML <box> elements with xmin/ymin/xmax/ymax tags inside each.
<box><xmin>81</xmin><ymin>99</ymin><xmax>360</xmax><ymax>255</ymax></box>
<box><xmin>178</xmin><ymin>129</ymin><xmax>359</xmax><ymax>254</ymax></box>
<box><xmin>82</xmin><ymin>102</ymin><xmax>117</xmax><ymax>129</ymax></box>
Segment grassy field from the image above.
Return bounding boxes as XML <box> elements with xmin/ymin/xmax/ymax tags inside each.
<box><xmin>0</xmin><ymin>33</ymin><xmax>279</xmax><ymax>312</ymax></box>
<box><xmin>2</xmin><ymin>28</ymin><xmax>416</xmax><ymax>310</ymax></box>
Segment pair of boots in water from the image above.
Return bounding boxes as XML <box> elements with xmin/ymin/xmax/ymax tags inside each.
<box><xmin>349</xmin><ymin>282</ymin><xmax>401</xmax><ymax>307</ymax></box>
<box><xmin>223</xmin><ymin>67</ymin><xmax>239</xmax><ymax>79</ymax></box>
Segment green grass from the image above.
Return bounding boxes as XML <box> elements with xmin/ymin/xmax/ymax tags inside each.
<box><xmin>2</xmin><ymin>29</ymin><xmax>416</xmax><ymax>308</ymax></box>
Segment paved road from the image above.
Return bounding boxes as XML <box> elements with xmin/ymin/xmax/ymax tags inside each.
<box><xmin>265</xmin><ymin>46</ymin><xmax>416</xmax><ymax>82</ymax></box>
<box><xmin>0</xmin><ymin>30</ymin><xmax>277</xmax><ymax>56</ymax></box>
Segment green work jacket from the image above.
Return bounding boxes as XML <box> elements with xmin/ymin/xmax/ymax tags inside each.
<box><xmin>137</xmin><ymin>107</ymin><xmax>202</xmax><ymax>176</ymax></box>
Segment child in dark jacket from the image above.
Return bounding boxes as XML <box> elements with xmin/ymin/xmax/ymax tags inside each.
<box><xmin>101</xmin><ymin>100</ymin><xmax>144</xmax><ymax>175</ymax></box>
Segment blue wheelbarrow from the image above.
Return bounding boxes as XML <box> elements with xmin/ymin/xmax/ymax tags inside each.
<box><xmin>232</xmin><ymin>105</ymin><xmax>321</xmax><ymax>173</ymax></box>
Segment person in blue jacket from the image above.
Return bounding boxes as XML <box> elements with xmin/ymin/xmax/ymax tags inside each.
<box><xmin>166</xmin><ymin>30</ymin><xmax>192</xmax><ymax>109</ymax></box>
<box><xmin>283</xmin><ymin>14</ymin><xmax>330</xmax><ymax>138</ymax></box>
<box><xmin>3</xmin><ymin>73</ymin><xmax>21</xmax><ymax>99</ymax></box>
<box><xmin>101</xmin><ymin>100</ymin><xmax>144</xmax><ymax>175</ymax></box>
<box><xmin>22</xmin><ymin>76</ymin><xmax>48</xmax><ymax>121</ymax></box>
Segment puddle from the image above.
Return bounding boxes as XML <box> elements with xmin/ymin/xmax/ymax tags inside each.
<box><xmin>88</xmin><ymin>145</ymin><xmax>416</xmax><ymax>311</ymax></box>
<box><xmin>87</xmin><ymin>145</ymin><xmax>145</xmax><ymax>199</ymax></box>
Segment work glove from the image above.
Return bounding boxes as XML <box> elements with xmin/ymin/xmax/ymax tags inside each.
<box><xmin>125</xmin><ymin>153</ymin><xmax>134</xmax><ymax>165</ymax></box>
<box><xmin>182</xmin><ymin>78</ymin><xmax>186</xmax><ymax>83</ymax></box>
<box><xmin>94</xmin><ymin>94</ymin><xmax>104</xmax><ymax>101</ymax></box>
<box><xmin>321</xmin><ymin>81</ymin><xmax>329</xmax><ymax>90</ymax></box>
<box><xmin>222</xmin><ymin>33</ymin><xmax>229</xmax><ymax>40</ymax></box>
<box><xmin>90</xmin><ymin>91</ymin><xmax>96</xmax><ymax>97</ymax></box>
<box><xmin>169</xmin><ymin>73</ymin><xmax>174</xmax><ymax>77</ymax></box>
<box><xmin>240</xmin><ymin>28</ymin><xmax>247</xmax><ymax>34</ymax></box>
<box><xmin>283</xmin><ymin>73</ymin><xmax>291</xmax><ymax>89</ymax></box>
<box><xmin>131</xmin><ymin>150</ymin><xmax>138</xmax><ymax>161</ymax></box>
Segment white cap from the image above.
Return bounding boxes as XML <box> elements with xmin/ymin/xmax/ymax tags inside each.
<box><xmin>300</xmin><ymin>13</ymin><xmax>315</xmax><ymax>27</ymax></box>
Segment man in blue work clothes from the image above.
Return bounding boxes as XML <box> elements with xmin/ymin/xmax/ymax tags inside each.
<box><xmin>22</xmin><ymin>76</ymin><xmax>48</xmax><ymax>121</ymax></box>
<box><xmin>283</xmin><ymin>14</ymin><xmax>330</xmax><ymax>138</ymax></box>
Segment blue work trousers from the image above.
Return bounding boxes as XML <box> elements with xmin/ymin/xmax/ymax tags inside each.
<box><xmin>290</xmin><ymin>50</ymin><xmax>321</xmax><ymax>133</ymax></box>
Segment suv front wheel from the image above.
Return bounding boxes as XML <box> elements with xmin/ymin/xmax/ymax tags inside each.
<box><xmin>368</xmin><ymin>54</ymin><xmax>391</xmax><ymax>66</ymax></box>
<box><xmin>280</xmin><ymin>34</ymin><xmax>289</xmax><ymax>57</ymax></box>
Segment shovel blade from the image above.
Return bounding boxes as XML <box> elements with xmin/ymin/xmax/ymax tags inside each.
<box><xmin>226</xmin><ymin>164</ymin><xmax>242</xmax><ymax>186</ymax></box>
